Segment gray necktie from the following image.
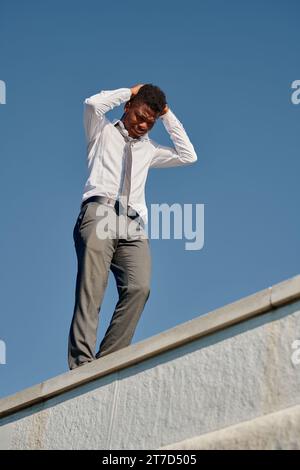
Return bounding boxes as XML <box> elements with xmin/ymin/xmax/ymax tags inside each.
<box><xmin>114</xmin><ymin>121</ymin><xmax>136</xmax><ymax>215</ymax></box>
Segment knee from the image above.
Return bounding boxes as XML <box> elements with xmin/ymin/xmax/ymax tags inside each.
<box><xmin>127</xmin><ymin>282</ymin><xmax>150</xmax><ymax>300</ymax></box>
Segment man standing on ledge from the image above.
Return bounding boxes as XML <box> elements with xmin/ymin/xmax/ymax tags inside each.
<box><xmin>68</xmin><ymin>83</ymin><xmax>197</xmax><ymax>370</ymax></box>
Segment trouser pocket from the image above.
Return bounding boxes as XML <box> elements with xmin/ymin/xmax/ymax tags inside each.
<box><xmin>73</xmin><ymin>204</ymin><xmax>90</xmax><ymax>241</ymax></box>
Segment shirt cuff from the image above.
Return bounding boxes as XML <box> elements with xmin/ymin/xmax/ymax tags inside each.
<box><xmin>123</xmin><ymin>88</ymin><xmax>132</xmax><ymax>101</ymax></box>
<box><xmin>159</xmin><ymin>108</ymin><xmax>173</xmax><ymax>121</ymax></box>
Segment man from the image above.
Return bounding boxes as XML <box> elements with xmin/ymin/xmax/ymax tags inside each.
<box><xmin>68</xmin><ymin>83</ymin><xmax>197</xmax><ymax>370</ymax></box>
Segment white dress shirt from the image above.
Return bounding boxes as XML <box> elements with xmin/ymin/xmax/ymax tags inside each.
<box><xmin>82</xmin><ymin>87</ymin><xmax>197</xmax><ymax>225</ymax></box>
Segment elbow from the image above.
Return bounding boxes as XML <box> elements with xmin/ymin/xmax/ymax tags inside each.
<box><xmin>84</xmin><ymin>97</ymin><xmax>93</xmax><ymax>106</ymax></box>
<box><xmin>180</xmin><ymin>151</ymin><xmax>197</xmax><ymax>166</ymax></box>
<box><xmin>187</xmin><ymin>143</ymin><xmax>198</xmax><ymax>163</ymax></box>
<box><xmin>190</xmin><ymin>151</ymin><xmax>198</xmax><ymax>163</ymax></box>
<box><xmin>83</xmin><ymin>99</ymin><xmax>98</xmax><ymax>114</ymax></box>
<box><xmin>84</xmin><ymin>89</ymin><xmax>106</xmax><ymax>106</ymax></box>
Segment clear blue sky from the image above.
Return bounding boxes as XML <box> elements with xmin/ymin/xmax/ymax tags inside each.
<box><xmin>0</xmin><ymin>0</ymin><xmax>299</xmax><ymax>398</ymax></box>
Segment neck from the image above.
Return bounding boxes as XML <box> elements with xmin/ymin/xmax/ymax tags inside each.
<box><xmin>120</xmin><ymin>114</ymin><xmax>131</xmax><ymax>135</ymax></box>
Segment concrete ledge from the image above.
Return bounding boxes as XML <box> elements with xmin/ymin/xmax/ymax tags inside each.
<box><xmin>160</xmin><ymin>403</ymin><xmax>300</xmax><ymax>450</ymax></box>
<box><xmin>271</xmin><ymin>275</ymin><xmax>300</xmax><ymax>307</ymax></box>
<box><xmin>1</xmin><ymin>275</ymin><xmax>300</xmax><ymax>449</ymax></box>
<box><xmin>0</xmin><ymin>274</ymin><xmax>300</xmax><ymax>420</ymax></box>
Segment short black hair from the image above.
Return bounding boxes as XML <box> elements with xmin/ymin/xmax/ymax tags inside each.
<box><xmin>130</xmin><ymin>84</ymin><xmax>167</xmax><ymax>115</ymax></box>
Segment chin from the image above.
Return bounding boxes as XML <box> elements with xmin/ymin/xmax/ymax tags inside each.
<box><xmin>131</xmin><ymin>130</ymin><xmax>141</xmax><ymax>138</ymax></box>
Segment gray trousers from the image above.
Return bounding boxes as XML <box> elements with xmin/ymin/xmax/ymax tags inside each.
<box><xmin>68</xmin><ymin>201</ymin><xmax>151</xmax><ymax>370</ymax></box>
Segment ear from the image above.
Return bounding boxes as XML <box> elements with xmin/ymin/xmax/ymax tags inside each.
<box><xmin>124</xmin><ymin>101</ymin><xmax>131</xmax><ymax>113</ymax></box>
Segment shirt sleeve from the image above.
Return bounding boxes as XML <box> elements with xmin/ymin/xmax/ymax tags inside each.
<box><xmin>83</xmin><ymin>87</ymin><xmax>131</xmax><ymax>144</ymax></box>
<box><xmin>149</xmin><ymin>108</ymin><xmax>198</xmax><ymax>168</ymax></box>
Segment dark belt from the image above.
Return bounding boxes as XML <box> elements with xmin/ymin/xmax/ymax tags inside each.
<box><xmin>80</xmin><ymin>195</ymin><xmax>140</xmax><ymax>220</ymax></box>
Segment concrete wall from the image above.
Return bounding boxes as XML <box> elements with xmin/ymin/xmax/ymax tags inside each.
<box><xmin>1</xmin><ymin>275</ymin><xmax>300</xmax><ymax>449</ymax></box>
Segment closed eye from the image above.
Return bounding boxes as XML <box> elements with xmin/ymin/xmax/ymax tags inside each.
<box><xmin>136</xmin><ymin>113</ymin><xmax>154</xmax><ymax>124</ymax></box>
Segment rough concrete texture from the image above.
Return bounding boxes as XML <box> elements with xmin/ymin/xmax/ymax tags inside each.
<box><xmin>160</xmin><ymin>404</ymin><xmax>300</xmax><ymax>450</ymax></box>
<box><xmin>0</xmin><ymin>282</ymin><xmax>274</xmax><ymax>419</ymax></box>
<box><xmin>0</xmin><ymin>291</ymin><xmax>300</xmax><ymax>449</ymax></box>
<box><xmin>4</xmin><ymin>274</ymin><xmax>300</xmax><ymax>419</ymax></box>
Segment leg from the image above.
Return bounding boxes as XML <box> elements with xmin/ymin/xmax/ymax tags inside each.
<box><xmin>68</xmin><ymin>203</ymin><xmax>116</xmax><ymax>369</ymax></box>
<box><xmin>96</xmin><ymin>234</ymin><xmax>151</xmax><ymax>358</ymax></box>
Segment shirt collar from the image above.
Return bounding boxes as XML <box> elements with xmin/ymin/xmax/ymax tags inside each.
<box><xmin>112</xmin><ymin>118</ymin><xmax>149</xmax><ymax>142</ymax></box>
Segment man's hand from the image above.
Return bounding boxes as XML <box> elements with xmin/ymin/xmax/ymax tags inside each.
<box><xmin>160</xmin><ymin>104</ymin><xmax>169</xmax><ymax>116</ymax></box>
<box><xmin>130</xmin><ymin>84</ymin><xmax>169</xmax><ymax>116</ymax></box>
<box><xmin>130</xmin><ymin>84</ymin><xmax>145</xmax><ymax>97</ymax></box>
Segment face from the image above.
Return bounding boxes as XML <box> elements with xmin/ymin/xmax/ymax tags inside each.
<box><xmin>122</xmin><ymin>101</ymin><xmax>159</xmax><ymax>138</ymax></box>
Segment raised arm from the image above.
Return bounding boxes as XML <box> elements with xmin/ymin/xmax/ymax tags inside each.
<box><xmin>83</xmin><ymin>84</ymin><xmax>145</xmax><ymax>144</ymax></box>
<box><xmin>83</xmin><ymin>87</ymin><xmax>131</xmax><ymax>143</ymax></box>
<box><xmin>149</xmin><ymin>107</ymin><xmax>198</xmax><ymax>168</ymax></box>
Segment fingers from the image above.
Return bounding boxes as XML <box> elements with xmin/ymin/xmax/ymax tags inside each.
<box><xmin>130</xmin><ymin>83</ymin><xmax>145</xmax><ymax>96</ymax></box>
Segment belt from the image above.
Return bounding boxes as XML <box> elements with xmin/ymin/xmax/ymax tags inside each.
<box><xmin>80</xmin><ymin>195</ymin><xmax>141</xmax><ymax>220</ymax></box>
